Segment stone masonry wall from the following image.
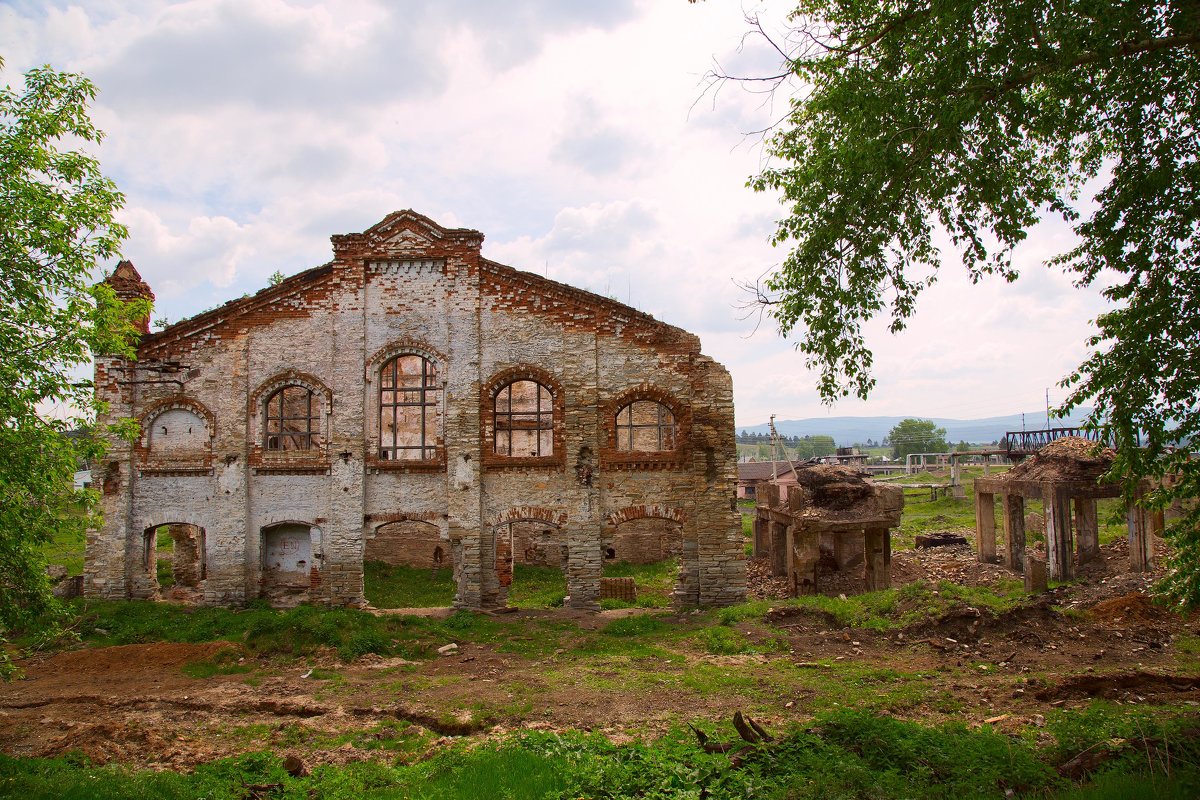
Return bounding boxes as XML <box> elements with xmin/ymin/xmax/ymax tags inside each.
<box><xmin>84</xmin><ymin>211</ymin><xmax>745</xmax><ymax>610</ymax></box>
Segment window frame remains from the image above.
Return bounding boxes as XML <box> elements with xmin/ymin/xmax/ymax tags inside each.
<box><xmin>378</xmin><ymin>353</ymin><xmax>441</xmax><ymax>461</ymax></box>
<box><xmin>264</xmin><ymin>385</ymin><xmax>322</xmax><ymax>451</ymax></box>
<box><xmin>615</xmin><ymin>400</ymin><xmax>677</xmax><ymax>453</ymax></box>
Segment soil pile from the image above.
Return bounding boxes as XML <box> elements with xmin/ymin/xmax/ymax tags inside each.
<box><xmin>791</xmin><ymin>465</ymin><xmax>874</xmax><ymax>510</ymax></box>
<box><xmin>1007</xmin><ymin>437</ymin><xmax>1115</xmax><ymax>482</ymax></box>
<box><xmin>1089</xmin><ymin>591</ymin><xmax>1170</xmax><ymax>624</ymax></box>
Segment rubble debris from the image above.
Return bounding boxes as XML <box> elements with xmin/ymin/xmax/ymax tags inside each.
<box><xmin>914</xmin><ymin>533</ymin><xmax>968</xmax><ymax>549</ymax></box>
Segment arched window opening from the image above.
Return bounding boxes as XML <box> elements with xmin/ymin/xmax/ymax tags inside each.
<box><xmin>615</xmin><ymin>400</ymin><xmax>676</xmax><ymax>452</ymax></box>
<box><xmin>264</xmin><ymin>386</ymin><xmax>322</xmax><ymax>450</ymax></box>
<box><xmin>494</xmin><ymin>380</ymin><xmax>553</xmax><ymax>457</ymax></box>
<box><xmin>379</xmin><ymin>354</ymin><xmax>441</xmax><ymax>460</ymax></box>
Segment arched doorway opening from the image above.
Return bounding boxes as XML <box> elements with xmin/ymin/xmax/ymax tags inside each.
<box><xmin>261</xmin><ymin>522</ymin><xmax>316</xmax><ymax>605</ymax></box>
<box><xmin>602</xmin><ymin>517</ymin><xmax>684</xmax><ymax>607</ymax></box>
<box><xmin>141</xmin><ymin>523</ymin><xmax>206</xmax><ymax>599</ymax></box>
<box><xmin>494</xmin><ymin>520</ymin><xmax>568</xmax><ymax>608</ymax></box>
<box><xmin>364</xmin><ymin>520</ymin><xmax>454</xmax><ymax>608</ymax></box>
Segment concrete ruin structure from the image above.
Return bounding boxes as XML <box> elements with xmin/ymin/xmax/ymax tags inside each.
<box><xmin>83</xmin><ymin>211</ymin><xmax>745</xmax><ymax>610</ymax></box>
<box><xmin>974</xmin><ymin>437</ymin><xmax>1162</xmax><ymax>580</ymax></box>
<box><xmin>752</xmin><ymin>466</ymin><xmax>903</xmax><ymax>595</ymax></box>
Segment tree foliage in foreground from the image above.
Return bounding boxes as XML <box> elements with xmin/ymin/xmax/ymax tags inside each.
<box><xmin>0</xmin><ymin>58</ymin><xmax>147</xmax><ymax>675</ymax></box>
<box><xmin>740</xmin><ymin>1</ymin><xmax>1200</xmax><ymax>605</ymax></box>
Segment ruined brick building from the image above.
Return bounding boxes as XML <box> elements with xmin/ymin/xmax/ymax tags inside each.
<box><xmin>84</xmin><ymin>211</ymin><xmax>745</xmax><ymax>610</ymax></box>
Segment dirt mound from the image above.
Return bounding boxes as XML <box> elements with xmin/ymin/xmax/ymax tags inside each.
<box><xmin>792</xmin><ymin>465</ymin><xmax>873</xmax><ymax>510</ymax></box>
<box><xmin>1088</xmin><ymin>592</ymin><xmax>1170</xmax><ymax>624</ymax></box>
<box><xmin>1034</xmin><ymin>672</ymin><xmax>1200</xmax><ymax>702</ymax></box>
<box><xmin>31</xmin><ymin>641</ymin><xmax>230</xmax><ymax>678</ymax></box>
<box><xmin>762</xmin><ymin>605</ymin><xmax>841</xmax><ymax>629</ymax></box>
<box><xmin>903</xmin><ymin>600</ymin><xmax>1062</xmax><ymax>644</ymax></box>
<box><xmin>1007</xmin><ymin>437</ymin><xmax>1115</xmax><ymax>482</ymax></box>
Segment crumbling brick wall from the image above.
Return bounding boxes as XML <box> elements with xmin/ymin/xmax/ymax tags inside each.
<box><xmin>84</xmin><ymin>211</ymin><xmax>744</xmax><ymax>610</ymax></box>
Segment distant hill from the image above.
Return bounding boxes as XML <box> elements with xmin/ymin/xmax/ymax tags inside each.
<box><xmin>738</xmin><ymin>410</ymin><xmax>1095</xmax><ymax>447</ymax></box>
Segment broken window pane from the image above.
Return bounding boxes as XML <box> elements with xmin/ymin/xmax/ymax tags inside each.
<box><xmin>615</xmin><ymin>400</ymin><xmax>675</xmax><ymax>452</ymax></box>
<box><xmin>264</xmin><ymin>385</ymin><xmax>322</xmax><ymax>450</ymax></box>
<box><xmin>494</xmin><ymin>380</ymin><xmax>553</xmax><ymax>457</ymax></box>
<box><xmin>379</xmin><ymin>354</ymin><xmax>441</xmax><ymax>460</ymax></box>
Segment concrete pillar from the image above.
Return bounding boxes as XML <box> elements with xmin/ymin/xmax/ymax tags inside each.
<box><xmin>1044</xmin><ymin>484</ymin><xmax>1074</xmax><ymax>580</ymax></box>
<box><xmin>769</xmin><ymin>521</ymin><xmax>788</xmax><ymax>577</ymax></box>
<box><xmin>1074</xmin><ymin>498</ymin><xmax>1099</xmax><ymax>563</ymax></box>
<box><xmin>752</xmin><ymin>516</ymin><xmax>769</xmax><ymax>558</ymax></box>
<box><xmin>864</xmin><ymin>527</ymin><xmax>891</xmax><ymax>591</ymax></box>
<box><xmin>1001</xmin><ymin>493</ymin><xmax>1026</xmax><ymax>571</ymax></box>
<box><xmin>975</xmin><ymin>491</ymin><xmax>997</xmax><ymax>563</ymax></box>
<box><xmin>1024</xmin><ymin>554</ymin><xmax>1048</xmax><ymax>593</ymax></box>
<box><xmin>832</xmin><ymin>529</ymin><xmax>864</xmax><ymax>569</ymax></box>
<box><xmin>1128</xmin><ymin>504</ymin><xmax>1154</xmax><ymax>572</ymax></box>
<box><xmin>789</xmin><ymin>526</ymin><xmax>819</xmax><ymax>596</ymax></box>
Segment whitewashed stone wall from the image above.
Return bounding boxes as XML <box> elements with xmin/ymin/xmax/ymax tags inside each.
<box><xmin>84</xmin><ymin>211</ymin><xmax>744</xmax><ymax>610</ymax></box>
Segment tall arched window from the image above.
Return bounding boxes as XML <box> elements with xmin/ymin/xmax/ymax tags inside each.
<box><xmin>615</xmin><ymin>400</ymin><xmax>676</xmax><ymax>452</ymax></box>
<box><xmin>494</xmin><ymin>380</ymin><xmax>553</xmax><ymax>457</ymax></box>
<box><xmin>264</xmin><ymin>385</ymin><xmax>322</xmax><ymax>450</ymax></box>
<box><xmin>379</xmin><ymin>354</ymin><xmax>441</xmax><ymax>460</ymax></box>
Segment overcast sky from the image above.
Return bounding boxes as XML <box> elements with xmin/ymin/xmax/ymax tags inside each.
<box><xmin>1</xmin><ymin>0</ymin><xmax>1112</xmax><ymax>427</ymax></box>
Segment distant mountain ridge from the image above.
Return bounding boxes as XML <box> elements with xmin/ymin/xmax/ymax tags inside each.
<box><xmin>738</xmin><ymin>410</ymin><xmax>1095</xmax><ymax>447</ymax></box>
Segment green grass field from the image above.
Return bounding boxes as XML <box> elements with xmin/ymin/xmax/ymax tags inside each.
<box><xmin>364</xmin><ymin>560</ymin><xmax>679</xmax><ymax>609</ymax></box>
<box><xmin>2</xmin><ymin>706</ymin><xmax>1196</xmax><ymax>799</ymax></box>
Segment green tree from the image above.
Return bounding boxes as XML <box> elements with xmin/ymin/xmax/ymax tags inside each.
<box><xmin>0</xmin><ymin>59</ymin><xmax>147</xmax><ymax>676</ymax></box>
<box><xmin>888</xmin><ymin>419</ymin><xmax>948</xmax><ymax>461</ymax></box>
<box><xmin>734</xmin><ymin>1</ymin><xmax>1200</xmax><ymax>605</ymax></box>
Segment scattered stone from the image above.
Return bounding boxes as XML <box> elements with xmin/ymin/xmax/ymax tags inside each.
<box><xmin>1024</xmin><ymin>555</ymin><xmax>1048</xmax><ymax>594</ymax></box>
<box><xmin>915</xmin><ymin>533</ymin><xmax>969</xmax><ymax>549</ymax></box>
<box><xmin>437</xmin><ymin>643</ymin><xmax>459</xmax><ymax>656</ymax></box>
<box><xmin>282</xmin><ymin>755</ymin><xmax>308</xmax><ymax>777</ymax></box>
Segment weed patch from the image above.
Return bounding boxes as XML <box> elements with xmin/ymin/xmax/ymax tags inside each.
<box><xmin>2</xmin><ymin>708</ymin><xmax>1199</xmax><ymax>799</ymax></box>
<box><xmin>364</xmin><ymin>562</ymin><xmax>454</xmax><ymax>609</ymax></box>
<box><xmin>181</xmin><ymin>647</ymin><xmax>253</xmax><ymax>679</ymax></box>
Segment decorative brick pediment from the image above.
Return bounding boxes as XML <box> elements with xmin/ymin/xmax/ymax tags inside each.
<box><xmin>350</xmin><ymin>210</ymin><xmax>484</xmax><ymax>257</ymax></box>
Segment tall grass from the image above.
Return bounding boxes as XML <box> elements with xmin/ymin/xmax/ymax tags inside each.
<box><xmin>6</xmin><ymin>708</ymin><xmax>1195</xmax><ymax>799</ymax></box>
<box><xmin>364</xmin><ymin>562</ymin><xmax>455</xmax><ymax>608</ymax></box>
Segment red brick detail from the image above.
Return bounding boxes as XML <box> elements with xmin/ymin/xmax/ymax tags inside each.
<box><xmin>364</xmin><ymin>340</ymin><xmax>447</xmax><ymax>472</ymax></box>
<box><xmin>599</xmin><ymin>577</ymin><xmax>636</xmax><ymax>601</ymax></box>
<box><xmin>135</xmin><ymin>395</ymin><xmax>216</xmax><ymax>472</ymax></box>
<box><xmin>478</xmin><ymin>258</ymin><xmax>702</xmax><ymax>350</ymax></box>
<box><xmin>495</xmin><ymin>531</ymin><xmax>513</xmax><ymax>588</ymax></box>
<box><xmin>247</xmin><ymin>370</ymin><xmax>334</xmax><ymax>470</ymax></box>
<box><xmin>249</xmin><ymin>370</ymin><xmax>333</xmax><ymax>416</ymax></box>
<box><xmin>367</xmin><ymin>520</ymin><xmax>446</xmax><ymax>568</ymax></box>
<box><xmin>491</xmin><ymin>506</ymin><xmax>568</xmax><ymax>529</ymax></box>
<box><xmin>605</xmin><ymin>505</ymin><xmax>687</xmax><ymax>528</ymax></box>
<box><xmin>138</xmin><ymin>395</ymin><xmax>216</xmax><ymax>431</ymax></box>
<box><xmin>365</xmin><ymin>339</ymin><xmax>448</xmax><ymax>374</ymax></box>
<box><xmin>599</xmin><ymin>384</ymin><xmax>691</xmax><ymax>471</ymax></box>
<box><xmin>366</xmin><ymin>511</ymin><xmax>444</xmax><ymax>525</ymax></box>
<box><xmin>138</xmin><ymin>264</ymin><xmax>336</xmax><ymax>359</ymax></box>
<box><xmin>480</xmin><ymin>365</ymin><xmax>566</xmax><ymax>470</ymax></box>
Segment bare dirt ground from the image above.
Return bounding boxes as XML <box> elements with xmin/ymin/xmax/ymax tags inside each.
<box><xmin>3</xmin><ymin>536</ymin><xmax>1198</xmax><ymax>772</ymax></box>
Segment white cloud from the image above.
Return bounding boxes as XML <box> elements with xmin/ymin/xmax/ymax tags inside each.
<box><xmin>1</xmin><ymin>0</ymin><xmax>1116</xmax><ymax>429</ymax></box>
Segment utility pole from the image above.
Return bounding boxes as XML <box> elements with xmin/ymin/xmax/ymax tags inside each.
<box><xmin>768</xmin><ymin>415</ymin><xmax>799</xmax><ymax>483</ymax></box>
<box><xmin>1046</xmin><ymin>388</ymin><xmax>1051</xmax><ymax>430</ymax></box>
